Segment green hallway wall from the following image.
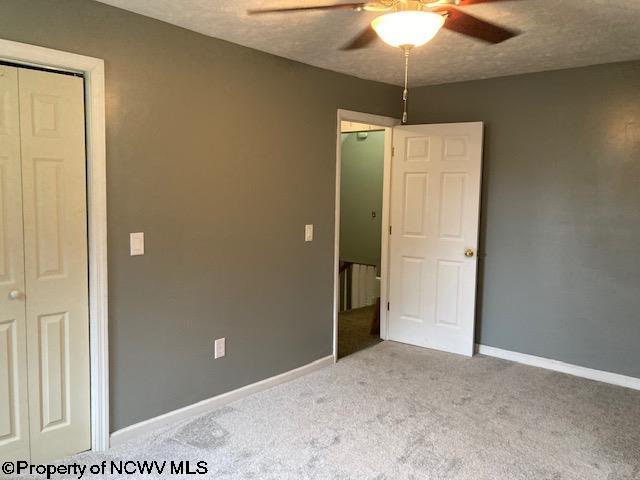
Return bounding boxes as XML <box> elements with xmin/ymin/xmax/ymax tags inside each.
<box><xmin>340</xmin><ymin>131</ymin><xmax>385</xmax><ymax>269</ymax></box>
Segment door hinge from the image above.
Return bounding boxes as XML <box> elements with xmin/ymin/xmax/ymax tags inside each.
<box><xmin>387</xmin><ymin>302</ymin><xmax>390</xmax><ymax>311</ymax></box>
<box><xmin>389</xmin><ymin>225</ymin><xmax>392</xmax><ymax>235</ymax></box>
<box><xmin>391</xmin><ymin>146</ymin><xmax>395</xmax><ymax>157</ymax></box>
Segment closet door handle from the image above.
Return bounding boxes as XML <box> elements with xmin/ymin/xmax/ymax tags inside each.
<box><xmin>9</xmin><ymin>289</ymin><xmax>24</xmax><ymax>300</ymax></box>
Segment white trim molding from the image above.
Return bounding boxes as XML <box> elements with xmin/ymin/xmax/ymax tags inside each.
<box><xmin>477</xmin><ymin>344</ymin><xmax>640</xmax><ymax>391</ymax></box>
<box><xmin>0</xmin><ymin>39</ymin><xmax>110</xmax><ymax>451</ymax></box>
<box><xmin>334</xmin><ymin>109</ymin><xmax>399</xmax><ymax>359</ymax></box>
<box><xmin>110</xmin><ymin>354</ymin><xmax>335</xmax><ymax>446</ymax></box>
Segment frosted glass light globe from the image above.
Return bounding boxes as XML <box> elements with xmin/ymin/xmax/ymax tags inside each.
<box><xmin>371</xmin><ymin>11</ymin><xmax>445</xmax><ymax>48</ymax></box>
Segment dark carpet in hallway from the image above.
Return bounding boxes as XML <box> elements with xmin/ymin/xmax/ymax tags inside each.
<box><xmin>338</xmin><ymin>305</ymin><xmax>382</xmax><ymax>358</ymax></box>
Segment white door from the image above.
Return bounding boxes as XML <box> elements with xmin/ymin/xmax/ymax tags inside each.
<box><xmin>388</xmin><ymin>122</ymin><xmax>483</xmax><ymax>356</ymax></box>
<box><xmin>0</xmin><ymin>65</ymin><xmax>90</xmax><ymax>463</ymax></box>
<box><xmin>19</xmin><ymin>67</ymin><xmax>91</xmax><ymax>463</ymax></box>
<box><xmin>0</xmin><ymin>65</ymin><xmax>31</xmax><ymax>462</ymax></box>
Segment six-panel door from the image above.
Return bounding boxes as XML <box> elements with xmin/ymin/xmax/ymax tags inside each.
<box><xmin>0</xmin><ymin>65</ymin><xmax>90</xmax><ymax>463</ymax></box>
<box><xmin>0</xmin><ymin>65</ymin><xmax>31</xmax><ymax>463</ymax></box>
<box><xmin>388</xmin><ymin>123</ymin><xmax>483</xmax><ymax>357</ymax></box>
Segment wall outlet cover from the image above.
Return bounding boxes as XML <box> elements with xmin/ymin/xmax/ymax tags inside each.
<box><xmin>305</xmin><ymin>224</ymin><xmax>314</xmax><ymax>242</ymax></box>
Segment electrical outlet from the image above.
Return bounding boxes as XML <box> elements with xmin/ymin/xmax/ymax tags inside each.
<box><xmin>214</xmin><ymin>338</ymin><xmax>225</xmax><ymax>359</ymax></box>
<box><xmin>305</xmin><ymin>224</ymin><xmax>313</xmax><ymax>242</ymax></box>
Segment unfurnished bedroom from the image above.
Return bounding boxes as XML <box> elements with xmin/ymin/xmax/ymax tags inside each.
<box><xmin>0</xmin><ymin>0</ymin><xmax>639</xmax><ymax>478</ymax></box>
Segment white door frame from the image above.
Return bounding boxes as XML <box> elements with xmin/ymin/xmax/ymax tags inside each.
<box><xmin>0</xmin><ymin>39</ymin><xmax>109</xmax><ymax>451</ymax></box>
<box><xmin>333</xmin><ymin>109</ymin><xmax>400</xmax><ymax>359</ymax></box>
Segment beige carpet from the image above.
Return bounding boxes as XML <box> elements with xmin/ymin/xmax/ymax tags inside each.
<box><xmin>337</xmin><ymin>305</ymin><xmax>383</xmax><ymax>358</ymax></box>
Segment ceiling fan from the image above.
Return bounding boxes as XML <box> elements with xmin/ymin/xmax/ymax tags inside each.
<box><xmin>248</xmin><ymin>0</ymin><xmax>520</xmax><ymax>123</ymax></box>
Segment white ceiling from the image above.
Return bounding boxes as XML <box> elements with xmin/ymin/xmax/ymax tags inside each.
<box><xmin>96</xmin><ymin>0</ymin><xmax>640</xmax><ymax>86</ymax></box>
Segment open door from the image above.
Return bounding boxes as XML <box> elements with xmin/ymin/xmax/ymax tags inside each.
<box><xmin>387</xmin><ymin>122</ymin><xmax>483</xmax><ymax>356</ymax></box>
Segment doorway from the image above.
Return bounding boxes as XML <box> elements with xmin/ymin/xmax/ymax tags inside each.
<box><xmin>334</xmin><ymin>111</ymin><xmax>484</xmax><ymax>361</ymax></box>
<box><xmin>338</xmin><ymin>121</ymin><xmax>385</xmax><ymax>358</ymax></box>
<box><xmin>333</xmin><ymin>110</ymin><xmax>398</xmax><ymax>359</ymax></box>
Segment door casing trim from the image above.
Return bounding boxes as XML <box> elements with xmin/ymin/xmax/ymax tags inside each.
<box><xmin>0</xmin><ymin>38</ymin><xmax>109</xmax><ymax>451</ymax></box>
<box><xmin>334</xmin><ymin>109</ymin><xmax>400</xmax><ymax>359</ymax></box>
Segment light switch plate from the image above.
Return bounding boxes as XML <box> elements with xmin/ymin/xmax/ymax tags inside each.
<box><xmin>130</xmin><ymin>232</ymin><xmax>144</xmax><ymax>256</ymax></box>
<box><xmin>305</xmin><ymin>224</ymin><xmax>314</xmax><ymax>242</ymax></box>
<box><xmin>214</xmin><ymin>338</ymin><xmax>226</xmax><ymax>359</ymax></box>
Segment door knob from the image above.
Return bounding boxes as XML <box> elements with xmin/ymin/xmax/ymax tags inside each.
<box><xmin>9</xmin><ymin>290</ymin><xmax>24</xmax><ymax>300</ymax></box>
<box><xmin>464</xmin><ymin>248</ymin><xmax>475</xmax><ymax>258</ymax></box>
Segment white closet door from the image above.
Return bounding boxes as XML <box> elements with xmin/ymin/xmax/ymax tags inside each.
<box><xmin>18</xmin><ymin>68</ymin><xmax>90</xmax><ymax>463</ymax></box>
<box><xmin>0</xmin><ymin>66</ymin><xmax>30</xmax><ymax>462</ymax></box>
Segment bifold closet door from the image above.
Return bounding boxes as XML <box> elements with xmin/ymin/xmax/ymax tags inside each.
<box><xmin>0</xmin><ymin>66</ymin><xmax>31</xmax><ymax>462</ymax></box>
<box><xmin>18</xmin><ymin>67</ymin><xmax>90</xmax><ymax>463</ymax></box>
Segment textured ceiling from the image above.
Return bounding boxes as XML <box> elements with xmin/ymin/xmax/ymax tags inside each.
<box><xmin>95</xmin><ymin>0</ymin><xmax>640</xmax><ymax>86</ymax></box>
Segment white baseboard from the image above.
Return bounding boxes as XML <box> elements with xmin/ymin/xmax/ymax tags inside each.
<box><xmin>477</xmin><ymin>344</ymin><xmax>640</xmax><ymax>391</ymax></box>
<box><xmin>110</xmin><ymin>354</ymin><xmax>335</xmax><ymax>447</ymax></box>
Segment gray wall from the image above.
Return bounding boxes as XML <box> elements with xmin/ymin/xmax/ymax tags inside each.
<box><xmin>340</xmin><ymin>131</ymin><xmax>384</xmax><ymax>268</ymax></box>
<box><xmin>0</xmin><ymin>0</ymin><xmax>400</xmax><ymax>431</ymax></box>
<box><xmin>410</xmin><ymin>61</ymin><xmax>640</xmax><ymax>378</ymax></box>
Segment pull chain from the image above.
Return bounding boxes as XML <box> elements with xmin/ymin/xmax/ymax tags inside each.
<box><xmin>401</xmin><ymin>47</ymin><xmax>411</xmax><ymax>124</ymax></box>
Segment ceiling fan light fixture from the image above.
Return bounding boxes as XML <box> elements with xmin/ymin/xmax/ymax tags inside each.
<box><xmin>371</xmin><ymin>10</ymin><xmax>445</xmax><ymax>49</ymax></box>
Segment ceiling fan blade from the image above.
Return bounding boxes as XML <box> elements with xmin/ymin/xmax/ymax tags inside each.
<box><xmin>247</xmin><ymin>2</ymin><xmax>367</xmax><ymax>14</ymax></box>
<box><xmin>340</xmin><ymin>25</ymin><xmax>378</xmax><ymax>50</ymax></box>
<box><xmin>439</xmin><ymin>7</ymin><xmax>519</xmax><ymax>43</ymax></box>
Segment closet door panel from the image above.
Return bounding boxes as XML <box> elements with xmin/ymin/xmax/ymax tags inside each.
<box><xmin>0</xmin><ymin>65</ymin><xmax>30</xmax><ymax>463</ymax></box>
<box><xmin>18</xmin><ymin>67</ymin><xmax>90</xmax><ymax>463</ymax></box>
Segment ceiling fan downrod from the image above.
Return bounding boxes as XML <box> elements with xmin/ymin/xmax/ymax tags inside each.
<box><xmin>401</xmin><ymin>46</ymin><xmax>411</xmax><ymax>124</ymax></box>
